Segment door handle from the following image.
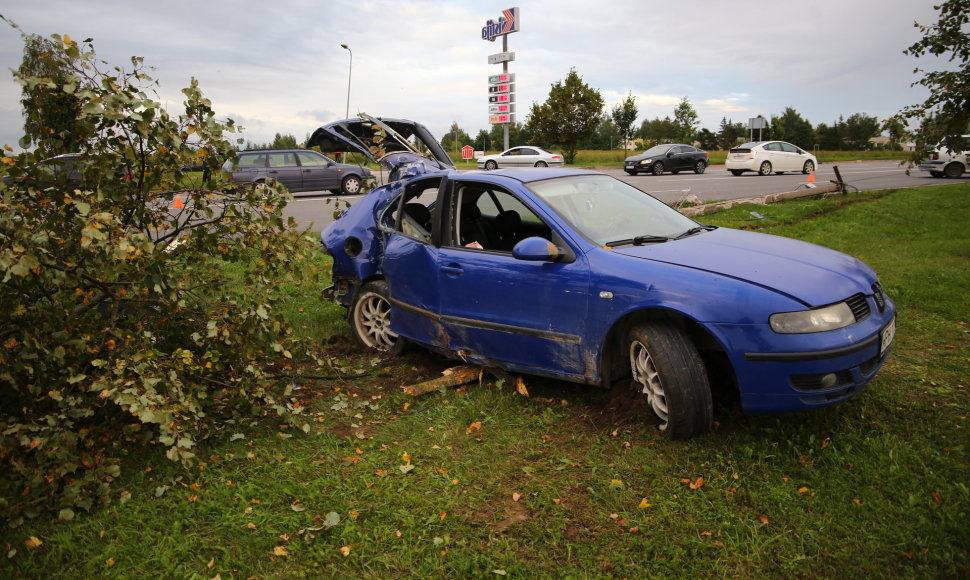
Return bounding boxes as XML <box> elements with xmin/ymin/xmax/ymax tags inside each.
<box><xmin>440</xmin><ymin>264</ymin><xmax>463</xmax><ymax>276</ymax></box>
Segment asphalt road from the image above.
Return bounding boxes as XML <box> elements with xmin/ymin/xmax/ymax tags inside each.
<box><xmin>283</xmin><ymin>160</ymin><xmax>965</xmax><ymax>232</ymax></box>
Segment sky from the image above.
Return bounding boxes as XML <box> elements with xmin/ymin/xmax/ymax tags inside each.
<box><xmin>0</xmin><ymin>0</ymin><xmax>953</xmax><ymax>151</ymax></box>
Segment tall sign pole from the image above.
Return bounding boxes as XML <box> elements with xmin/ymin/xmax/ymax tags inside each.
<box><xmin>483</xmin><ymin>7</ymin><xmax>519</xmax><ymax>151</ymax></box>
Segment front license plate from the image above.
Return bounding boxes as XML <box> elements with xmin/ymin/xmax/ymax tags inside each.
<box><xmin>880</xmin><ymin>317</ymin><xmax>896</xmax><ymax>356</ymax></box>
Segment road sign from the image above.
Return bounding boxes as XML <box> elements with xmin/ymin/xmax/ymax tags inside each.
<box><xmin>488</xmin><ymin>83</ymin><xmax>514</xmax><ymax>94</ymax></box>
<box><xmin>490</xmin><ymin>114</ymin><xmax>513</xmax><ymax>124</ymax></box>
<box><xmin>488</xmin><ymin>73</ymin><xmax>515</xmax><ymax>84</ymax></box>
<box><xmin>488</xmin><ymin>51</ymin><xmax>515</xmax><ymax>64</ymax></box>
<box><xmin>489</xmin><ymin>104</ymin><xmax>514</xmax><ymax>114</ymax></box>
<box><xmin>488</xmin><ymin>93</ymin><xmax>514</xmax><ymax>104</ymax></box>
<box><xmin>461</xmin><ymin>145</ymin><xmax>475</xmax><ymax>160</ymax></box>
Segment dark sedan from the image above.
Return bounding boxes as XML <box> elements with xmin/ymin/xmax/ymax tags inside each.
<box><xmin>624</xmin><ymin>144</ymin><xmax>708</xmax><ymax>176</ymax></box>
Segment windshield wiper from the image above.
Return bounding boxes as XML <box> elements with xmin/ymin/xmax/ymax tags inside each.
<box><xmin>673</xmin><ymin>225</ymin><xmax>717</xmax><ymax>240</ymax></box>
<box><xmin>606</xmin><ymin>234</ymin><xmax>670</xmax><ymax>247</ymax></box>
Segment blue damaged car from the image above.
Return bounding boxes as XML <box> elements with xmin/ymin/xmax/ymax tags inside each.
<box><xmin>311</xmin><ymin>115</ymin><xmax>896</xmax><ymax>439</ymax></box>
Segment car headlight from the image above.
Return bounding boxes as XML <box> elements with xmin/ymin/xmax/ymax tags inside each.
<box><xmin>640</xmin><ymin>159</ymin><xmax>651</xmax><ymax>165</ymax></box>
<box><xmin>770</xmin><ymin>302</ymin><xmax>856</xmax><ymax>334</ymax></box>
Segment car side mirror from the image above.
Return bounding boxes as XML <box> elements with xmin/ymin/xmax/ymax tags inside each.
<box><xmin>512</xmin><ymin>236</ymin><xmax>563</xmax><ymax>262</ymax></box>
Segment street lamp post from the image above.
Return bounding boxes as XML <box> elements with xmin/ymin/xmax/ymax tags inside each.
<box><xmin>340</xmin><ymin>44</ymin><xmax>352</xmax><ymax>119</ymax></box>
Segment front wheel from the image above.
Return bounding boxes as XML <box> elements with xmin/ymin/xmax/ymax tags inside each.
<box><xmin>628</xmin><ymin>321</ymin><xmax>712</xmax><ymax>439</ymax></box>
<box><xmin>484</xmin><ymin>160</ymin><xmax>498</xmax><ymax>170</ymax></box>
<box><xmin>802</xmin><ymin>160</ymin><xmax>815</xmax><ymax>174</ymax></box>
<box><xmin>350</xmin><ymin>280</ymin><xmax>405</xmax><ymax>355</ymax></box>
<box><xmin>694</xmin><ymin>161</ymin><xmax>707</xmax><ymax>174</ymax></box>
<box><xmin>758</xmin><ymin>161</ymin><xmax>772</xmax><ymax>176</ymax></box>
<box><xmin>341</xmin><ymin>175</ymin><xmax>362</xmax><ymax>195</ymax></box>
<box><xmin>651</xmin><ymin>162</ymin><xmax>664</xmax><ymax>176</ymax></box>
<box><xmin>534</xmin><ymin>161</ymin><xmax>547</xmax><ymax>167</ymax></box>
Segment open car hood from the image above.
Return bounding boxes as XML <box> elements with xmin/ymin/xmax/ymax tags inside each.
<box><xmin>307</xmin><ymin>114</ymin><xmax>455</xmax><ymax>181</ymax></box>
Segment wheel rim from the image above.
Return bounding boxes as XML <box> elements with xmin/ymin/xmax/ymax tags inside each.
<box><xmin>695</xmin><ymin>161</ymin><xmax>706</xmax><ymax>173</ymax></box>
<box><xmin>485</xmin><ymin>161</ymin><xmax>497</xmax><ymax>170</ymax></box>
<box><xmin>353</xmin><ymin>292</ymin><xmax>398</xmax><ymax>351</ymax></box>
<box><xmin>535</xmin><ymin>161</ymin><xmax>547</xmax><ymax>167</ymax></box>
<box><xmin>343</xmin><ymin>177</ymin><xmax>361</xmax><ymax>194</ymax></box>
<box><xmin>759</xmin><ymin>161</ymin><xmax>771</xmax><ymax>175</ymax></box>
<box><xmin>653</xmin><ymin>163</ymin><xmax>663</xmax><ymax>175</ymax></box>
<box><xmin>804</xmin><ymin>161</ymin><xmax>813</xmax><ymax>173</ymax></box>
<box><xmin>630</xmin><ymin>339</ymin><xmax>669</xmax><ymax>429</ymax></box>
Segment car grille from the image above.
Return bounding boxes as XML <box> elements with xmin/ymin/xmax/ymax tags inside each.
<box><xmin>846</xmin><ymin>293</ymin><xmax>870</xmax><ymax>322</ymax></box>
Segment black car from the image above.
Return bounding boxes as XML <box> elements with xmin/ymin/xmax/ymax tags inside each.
<box><xmin>624</xmin><ymin>144</ymin><xmax>708</xmax><ymax>176</ymax></box>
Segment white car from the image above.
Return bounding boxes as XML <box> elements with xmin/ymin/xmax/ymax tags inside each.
<box><xmin>917</xmin><ymin>135</ymin><xmax>969</xmax><ymax>178</ymax></box>
<box><xmin>726</xmin><ymin>141</ymin><xmax>817</xmax><ymax>176</ymax></box>
<box><xmin>477</xmin><ymin>146</ymin><xmax>564</xmax><ymax>170</ymax></box>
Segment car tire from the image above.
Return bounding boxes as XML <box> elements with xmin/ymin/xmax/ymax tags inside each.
<box><xmin>628</xmin><ymin>320</ymin><xmax>712</xmax><ymax>439</ymax></box>
<box><xmin>802</xmin><ymin>160</ymin><xmax>815</xmax><ymax>174</ymax></box>
<box><xmin>651</xmin><ymin>162</ymin><xmax>664</xmax><ymax>176</ymax></box>
<box><xmin>624</xmin><ymin>170</ymin><xmax>638</xmax><ymax>176</ymax></box>
<box><xmin>485</xmin><ymin>160</ymin><xmax>498</xmax><ymax>170</ymax></box>
<box><xmin>729</xmin><ymin>170</ymin><xmax>744</xmax><ymax>176</ymax></box>
<box><xmin>350</xmin><ymin>280</ymin><xmax>406</xmax><ymax>355</ymax></box>
<box><xmin>341</xmin><ymin>175</ymin><xmax>362</xmax><ymax>195</ymax></box>
<box><xmin>694</xmin><ymin>161</ymin><xmax>707</xmax><ymax>174</ymax></box>
<box><xmin>758</xmin><ymin>161</ymin><xmax>772</xmax><ymax>176</ymax></box>
<box><xmin>943</xmin><ymin>162</ymin><xmax>965</xmax><ymax>178</ymax></box>
<box><xmin>534</xmin><ymin>161</ymin><xmax>548</xmax><ymax>167</ymax></box>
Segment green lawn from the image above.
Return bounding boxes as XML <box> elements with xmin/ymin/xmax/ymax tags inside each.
<box><xmin>2</xmin><ymin>183</ymin><xmax>968</xmax><ymax>579</ymax></box>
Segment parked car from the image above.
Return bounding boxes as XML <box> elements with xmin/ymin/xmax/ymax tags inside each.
<box><xmin>624</xmin><ymin>144</ymin><xmax>708</xmax><ymax>176</ymax></box>
<box><xmin>726</xmin><ymin>141</ymin><xmax>817</xmax><ymax>176</ymax></box>
<box><xmin>477</xmin><ymin>146</ymin><xmax>564</xmax><ymax>170</ymax></box>
<box><xmin>311</xmin><ymin>114</ymin><xmax>896</xmax><ymax>440</ymax></box>
<box><xmin>221</xmin><ymin>148</ymin><xmax>373</xmax><ymax>194</ymax></box>
<box><xmin>1</xmin><ymin>153</ymin><xmax>132</xmax><ymax>189</ymax></box>
<box><xmin>917</xmin><ymin>135</ymin><xmax>969</xmax><ymax>178</ymax></box>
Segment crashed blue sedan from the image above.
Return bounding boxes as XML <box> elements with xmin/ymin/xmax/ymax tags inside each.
<box><xmin>312</xmin><ymin>115</ymin><xmax>896</xmax><ymax>439</ymax></box>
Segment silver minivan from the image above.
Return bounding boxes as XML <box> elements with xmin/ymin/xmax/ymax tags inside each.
<box><xmin>222</xmin><ymin>149</ymin><xmax>373</xmax><ymax>194</ymax></box>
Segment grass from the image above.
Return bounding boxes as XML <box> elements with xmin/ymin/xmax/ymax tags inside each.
<box><xmin>2</xmin><ymin>183</ymin><xmax>968</xmax><ymax>578</ymax></box>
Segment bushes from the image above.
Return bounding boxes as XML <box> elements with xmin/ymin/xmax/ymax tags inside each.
<box><xmin>0</xmin><ymin>32</ymin><xmax>317</xmax><ymax>526</ymax></box>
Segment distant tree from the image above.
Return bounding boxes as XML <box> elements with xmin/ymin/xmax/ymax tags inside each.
<box><xmin>488</xmin><ymin>120</ymin><xmax>531</xmax><ymax>151</ymax></box>
<box><xmin>695</xmin><ymin>128</ymin><xmax>719</xmax><ymax>151</ymax></box>
<box><xmin>16</xmin><ymin>32</ymin><xmax>89</xmax><ymax>153</ymax></box>
<box><xmin>579</xmin><ymin>114</ymin><xmax>617</xmax><ymax>150</ymax></box>
<box><xmin>270</xmin><ymin>133</ymin><xmax>299</xmax><ymax>149</ymax></box>
<box><xmin>717</xmin><ymin>117</ymin><xmax>746</xmax><ymax>149</ymax></box>
<box><xmin>843</xmin><ymin>113</ymin><xmax>881</xmax><ymax>149</ymax></box>
<box><xmin>892</xmin><ymin>0</ymin><xmax>969</xmax><ymax>159</ymax></box>
<box><xmin>672</xmin><ymin>97</ymin><xmax>699</xmax><ymax>143</ymax></box>
<box><xmin>610</xmin><ymin>91</ymin><xmax>639</xmax><ymax>156</ymax></box>
<box><xmin>815</xmin><ymin>116</ymin><xmax>845</xmax><ymax>150</ymax></box>
<box><xmin>640</xmin><ymin>116</ymin><xmax>677</xmax><ymax>145</ymax></box>
<box><xmin>474</xmin><ymin>129</ymin><xmax>491</xmax><ymax>152</ymax></box>
<box><xmin>440</xmin><ymin>122</ymin><xmax>472</xmax><ymax>153</ymax></box>
<box><xmin>881</xmin><ymin>116</ymin><xmax>909</xmax><ymax>151</ymax></box>
<box><xmin>526</xmin><ymin>68</ymin><xmax>604</xmax><ymax>164</ymax></box>
<box><xmin>769</xmin><ymin>107</ymin><xmax>814</xmax><ymax>147</ymax></box>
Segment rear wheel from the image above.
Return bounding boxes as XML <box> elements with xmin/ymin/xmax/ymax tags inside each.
<box><xmin>534</xmin><ymin>161</ymin><xmax>548</xmax><ymax>167</ymax></box>
<box><xmin>758</xmin><ymin>161</ymin><xmax>772</xmax><ymax>176</ymax></box>
<box><xmin>651</xmin><ymin>162</ymin><xmax>664</xmax><ymax>176</ymax></box>
<box><xmin>341</xmin><ymin>175</ymin><xmax>362</xmax><ymax>195</ymax></box>
<box><xmin>694</xmin><ymin>161</ymin><xmax>707</xmax><ymax>174</ymax></box>
<box><xmin>485</xmin><ymin>160</ymin><xmax>498</xmax><ymax>170</ymax></box>
<box><xmin>628</xmin><ymin>321</ymin><xmax>712</xmax><ymax>439</ymax></box>
<box><xmin>350</xmin><ymin>280</ymin><xmax>405</xmax><ymax>355</ymax></box>
<box><xmin>943</xmin><ymin>162</ymin><xmax>965</xmax><ymax>178</ymax></box>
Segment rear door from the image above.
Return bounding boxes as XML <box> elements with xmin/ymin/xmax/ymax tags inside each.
<box><xmin>265</xmin><ymin>151</ymin><xmax>304</xmax><ymax>191</ymax></box>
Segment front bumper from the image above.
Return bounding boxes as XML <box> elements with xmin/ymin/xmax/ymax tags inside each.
<box><xmin>706</xmin><ymin>299</ymin><xmax>896</xmax><ymax>414</ymax></box>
